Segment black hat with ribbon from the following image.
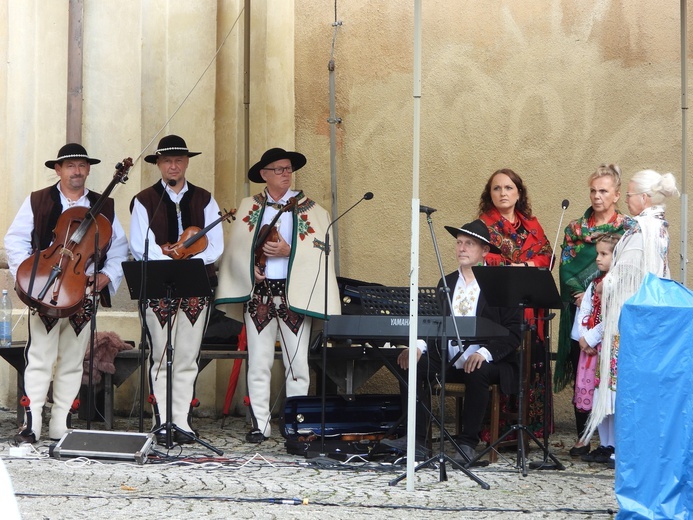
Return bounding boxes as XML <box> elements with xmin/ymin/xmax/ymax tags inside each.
<box><xmin>45</xmin><ymin>143</ymin><xmax>101</xmax><ymax>168</ymax></box>
<box><xmin>444</xmin><ymin>219</ymin><xmax>502</xmax><ymax>254</ymax></box>
<box><xmin>144</xmin><ymin>135</ymin><xmax>201</xmax><ymax>164</ymax></box>
<box><xmin>248</xmin><ymin>147</ymin><xmax>307</xmax><ymax>183</ymax></box>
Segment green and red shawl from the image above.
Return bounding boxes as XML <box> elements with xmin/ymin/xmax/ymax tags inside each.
<box><xmin>553</xmin><ymin>207</ymin><xmax>632</xmax><ymax>392</ymax></box>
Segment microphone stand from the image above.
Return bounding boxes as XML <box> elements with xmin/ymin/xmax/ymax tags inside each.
<box><xmin>318</xmin><ymin>192</ymin><xmax>372</xmax><ymax>457</ymax></box>
<box><xmin>529</xmin><ymin>198</ymin><xmax>568</xmax><ymax>469</ymax></box>
<box><xmin>391</xmin><ymin>207</ymin><xmax>489</xmax><ymax>488</ymax></box>
<box><xmin>136</xmin><ymin>236</ymin><xmax>150</xmax><ymax>432</ymax></box>
<box><xmin>86</xmin><ymin>226</ymin><xmax>101</xmax><ymax>430</ymax></box>
<box><xmin>135</xmin><ymin>181</ymin><xmax>171</xmax><ymax>432</ymax></box>
<box><xmin>549</xmin><ymin>200</ymin><xmax>569</xmax><ymax>271</ymax></box>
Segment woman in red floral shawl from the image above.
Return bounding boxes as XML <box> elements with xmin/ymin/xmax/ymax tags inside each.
<box><xmin>478</xmin><ymin>169</ymin><xmax>552</xmax><ymax>267</ymax></box>
<box><xmin>478</xmin><ymin>168</ymin><xmax>553</xmax><ymax>439</ymax></box>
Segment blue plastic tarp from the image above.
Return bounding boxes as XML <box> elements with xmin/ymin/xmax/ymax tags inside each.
<box><xmin>616</xmin><ymin>274</ymin><xmax>693</xmax><ymax>519</ymax></box>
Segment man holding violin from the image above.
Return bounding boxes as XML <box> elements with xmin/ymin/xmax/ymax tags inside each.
<box><xmin>129</xmin><ymin>134</ymin><xmax>223</xmax><ymax>445</ymax></box>
<box><xmin>216</xmin><ymin>148</ymin><xmax>340</xmax><ymax>443</ymax></box>
<box><xmin>4</xmin><ymin>143</ymin><xmax>129</xmax><ymax>444</ymax></box>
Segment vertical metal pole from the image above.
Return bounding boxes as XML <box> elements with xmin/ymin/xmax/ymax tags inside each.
<box><xmin>67</xmin><ymin>0</ymin><xmax>84</xmax><ymax>143</ymax></box>
<box><xmin>243</xmin><ymin>0</ymin><xmax>251</xmax><ymax>197</ymax></box>
<box><xmin>681</xmin><ymin>0</ymin><xmax>688</xmax><ymax>285</ymax></box>
<box><xmin>328</xmin><ymin>20</ymin><xmax>343</xmax><ymax>274</ymax></box>
<box><xmin>406</xmin><ymin>0</ymin><xmax>422</xmax><ymax>491</ymax></box>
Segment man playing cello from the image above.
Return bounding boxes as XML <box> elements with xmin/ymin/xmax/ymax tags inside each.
<box><xmin>4</xmin><ymin>143</ymin><xmax>129</xmax><ymax>444</ymax></box>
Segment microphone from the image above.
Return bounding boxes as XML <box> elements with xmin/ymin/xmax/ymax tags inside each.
<box><xmin>168</xmin><ymin>179</ymin><xmax>177</xmax><ymax>187</ymax></box>
<box><xmin>549</xmin><ymin>199</ymin><xmax>570</xmax><ymax>270</ymax></box>
<box><xmin>325</xmin><ymin>192</ymin><xmax>374</xmax><ymax>242</ymax></box>
<box><xmin>419</xmin><ymin>204</ymin><xmax>437</xmax><ymax>215</ymax></box>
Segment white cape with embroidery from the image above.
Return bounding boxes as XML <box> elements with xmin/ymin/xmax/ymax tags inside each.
<box><xmin>582</xmin><ymin>205</ymin><xmax>670</xmax><ymax>442</ymax></box>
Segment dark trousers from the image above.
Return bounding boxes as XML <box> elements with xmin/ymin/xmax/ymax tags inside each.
<box><xmin>399</xmin><ymin>352</ymin><xmax>503</xmax><ymax>448</ymax></box>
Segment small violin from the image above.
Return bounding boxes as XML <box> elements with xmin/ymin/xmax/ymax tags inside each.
<box><xmin>162</xmin><ymin>209</ymin><xmax>236</xmax><ymax>260</ymax></box>
<box><xmin>254</xmin><ymin>197</ymin><xmax>297</xmax><ymax>273</ymax></box>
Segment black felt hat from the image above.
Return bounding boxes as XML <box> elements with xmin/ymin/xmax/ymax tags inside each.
<box><xmin>444</xmin><ymin>219</ymin><xmax>502</xmax><ymax>254</ymax></box>
<box><xmin>144</xmin><ymin>135</ymin><xmax>201</xmax><ymax>164</ymax></box>
<box><xmin>248</xmin><ymin>148</ymin><xmax>307</xmax><ymax>183</ymax></box>
<box><xmin>45</xmin><ymin>143</ymin><xmax>101</xmax><ymax>168</ymax></box>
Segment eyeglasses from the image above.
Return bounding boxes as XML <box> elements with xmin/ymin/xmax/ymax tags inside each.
<box><xmin>262</xmin><ymin>166</ymin><xmax>293</xmax><ymax>175</ymax></box>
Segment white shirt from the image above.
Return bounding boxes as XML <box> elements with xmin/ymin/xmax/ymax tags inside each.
<box><xmin>260</xmin><ymin>189</ymin><xmax>297</xmax><ymax>279</ymax></box>
<box><xmin>417</xmin><ymin>270</ymin><xmax>493</xmax><ymax>368</ymax></box>
<box><xmin>129</xmin><ymin>180</ymin><xmax>223</xmax><ymax>266</ymax></box>
<box><xmin>4</xmin><ymin>184</ymin><xmax>129</xmax><ymax>294</ymax></box>
<box><xmin>570</xmin><ymin>281</ymin><xmax>603</xmax><ymax>347</ymax></box>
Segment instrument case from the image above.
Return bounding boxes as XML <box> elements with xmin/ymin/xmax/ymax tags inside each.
<box><xmin>280</xmin><ymin>394</ymin><xmax>405</xmax><ymax>458</ymax></box>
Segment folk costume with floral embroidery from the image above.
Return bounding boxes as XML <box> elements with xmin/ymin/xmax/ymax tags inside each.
<box><xmin>480</xmin><ymin>207</ymin><xmax>552</xmax><ymax>267</ymax></box>
<box><xmin>582</xmin><ymin>205</ymin><xmax>670</xmax><ymax>442</ymax></box>
<box><xmin>215</xmin><ymin>189</ymin><xmax>340</xmax><ymax>439</ymax></box>
<box><xmin>554</xmin><ymin>208</ymin><xmax>632</xmax><ymax>392</ymax></box>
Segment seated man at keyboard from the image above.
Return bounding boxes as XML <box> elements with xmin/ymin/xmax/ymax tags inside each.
<box><xmin>383</xmin><ymin>219</ymin><xmax>522</xmax><ymax>463</ymax></box>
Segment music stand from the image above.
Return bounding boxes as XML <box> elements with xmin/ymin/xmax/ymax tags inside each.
<box><xmin>359</xmin><ymin>286</ymin><xmax>441</xmax><ymax>317</ymax></box>
<box><xmin>122</xmin><ymin>259</ymin><xmax>222</xmax><ymax>455</ymax></box>
<box><xmin>471</xmin><ymin>266</ymin><xmax>564</xmax><ymax>476</ymax></box>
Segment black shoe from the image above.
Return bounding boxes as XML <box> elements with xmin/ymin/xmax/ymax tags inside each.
<box><xmin>452</xmin><ymin>443</ymin><xmax>488</xmax><ymax>468</ymax></box>
<box><xmin>245</xmin><ymin>429</ymin><xmax>269</xmax><ymax>444</ymax></box>
<box><xmin>581</xmin><ymin>445</ymin><xmax>614</xmax><ymax>463</ymax></box>
<box><xmin>380</xmin><ymin>436</ymin><xmax>430</xmax><ymax>461</ymax></box>
<box><xmin>606</xmin><ymin>458</ymin><xmax>615</xmax><ymax>469</ymax></box>
<box><xmin>154</xmin><ymin>431</ymin><xmax>170</xmax><ymax>446</ymax></box>
<box><xmin>568</xmin><ymin>444</ymin><xmax>590</xmax><ymax>457</ymax></box>
<box><xmin>175</xmin><ymin>430</ymin><xmax>198</xmax><ymax>445</ymax></box>
<box><xmin>14</xmin><ymin>431</ymin><xmax>36</xmax><ymax>445</ymax></box>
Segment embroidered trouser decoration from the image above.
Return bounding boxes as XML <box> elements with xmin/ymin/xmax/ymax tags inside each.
<box><xmin>247</xmin><ymin>293</ymin><xmax>276</xmax><ymax>333</ymax></box>
<box><xmin>247</xmin><ymin>281</ymin><xmax>304</xmax><ymax>334</ymax></box>
<box><xmin>146</xmin><ymin>296</ymin><xmax>209</xmax><ymax>433</ymax></box>
<box><xmin>37</xmin><ymin>297</ymin><xmax>95</xmax><ymax>336</ymax></box>
<box><xmin>23</xmin><ymin>304</ymin><xmax>92</xmax><ymax>440</ymax></box>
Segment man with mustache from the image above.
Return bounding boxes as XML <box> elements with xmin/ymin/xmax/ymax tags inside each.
<box><xmin>4</xmin><ymin>143</ymin><xmax>129</xmax><ymax>444</ymax></box>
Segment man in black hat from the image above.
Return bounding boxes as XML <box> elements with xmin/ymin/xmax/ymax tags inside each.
<box><xmin>216</xmin><ymin>148</ymin><xmax>340</xmax><ymax>443</ymax></box>
<box><xmin>129</xmin><ymin>134</ymin><xmax>223</xmax><ymax>445</ymax></box>
<box><xmin>4</xmin><ymin>143</ymin><xmax>129</xmax><ymax>443</ymax></box>
<box><xmin>383</xmin><ymin>219</ymin><xmax>521</xmax><ymax>462</ymax></box>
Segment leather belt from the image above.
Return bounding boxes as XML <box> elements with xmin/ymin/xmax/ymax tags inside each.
<box><xmin>255</xmin><ymin>278</ymin><xmax>286</xmax><ymax>296</ymax></box>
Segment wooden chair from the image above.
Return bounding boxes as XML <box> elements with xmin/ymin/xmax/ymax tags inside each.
<box><xmin>436</xmin><ymin>341</ymin><xmax>533</xmax><ymax>463</ymax></box>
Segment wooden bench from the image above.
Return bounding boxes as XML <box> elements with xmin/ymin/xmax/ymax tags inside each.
<box><xmin>0</xmin><ymin>342</ymin><xmax>278</xmax><ymax>429</ymax></box>
<box><xmin>0</xmin><ymin>342</ymin><xmax>29</xmax><ymax>427</ymax></box>
<box><xmin>102</xmin><ymin>346</ymin><xmax>283</xmax><ymax>429</ymax></box>
<box><xmin>1</xmin><ymin>342</ymin><xmax>399</xmax><ymax>429</ymax></box>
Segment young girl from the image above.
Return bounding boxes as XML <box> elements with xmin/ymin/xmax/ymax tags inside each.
<box><xmin>570</xmin><ymin>233</ymin><xmax>620</xmax><ymax>463</ymax></box>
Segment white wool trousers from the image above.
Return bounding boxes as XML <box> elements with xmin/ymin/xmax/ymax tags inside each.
<box><xmin>24</xmin><ymin>312</ymin><xmax>90</xmax><ymax>440</ymax></box>
<box><xmin>145</xmin><ymin>302</ymin><xmax>208</xmax><ymax>433</ymax></box>
<box><xmin>244</xmin><ymin>300</ymin><xmax>312</xmax><ymax>438</ymax></box>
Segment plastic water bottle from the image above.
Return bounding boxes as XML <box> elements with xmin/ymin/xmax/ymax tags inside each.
<box><xmin>0</xmin><ymin>289</ymin><xmax>12</xmax><ymax>347</ymax></box>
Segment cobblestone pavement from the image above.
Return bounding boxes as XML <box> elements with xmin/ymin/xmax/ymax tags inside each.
<box><xmin>0</xmin><ymin>407</ymin><xmax>618</xmax><ymax>520</ymax></box>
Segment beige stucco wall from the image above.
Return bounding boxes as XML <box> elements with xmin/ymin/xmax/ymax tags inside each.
<box><xmin>295</xmin><ymin>1</ymin><xmax>690</xmax><ymax>289</ymax></box>
<box><xmin>0</xmin><ymin>1</ymin><xmax>691</xmax><ymax>416</ymax></box>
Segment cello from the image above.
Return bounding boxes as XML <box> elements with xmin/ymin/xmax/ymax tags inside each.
<box><xmin>15</xmin><ymin>158</ymin><xmax>132</xmax><ymax>318</ymax></box>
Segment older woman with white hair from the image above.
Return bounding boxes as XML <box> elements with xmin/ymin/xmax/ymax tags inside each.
<box><xmin>582</xmin><ymin>169</ymin><xmax>679</xmax><ymax>466</ymax></box>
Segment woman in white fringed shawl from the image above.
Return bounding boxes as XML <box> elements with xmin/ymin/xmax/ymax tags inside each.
<box><xmin>582</xmin><ymin>170</ymin><xmax>679</xmax><ymax>460</ymax></box>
